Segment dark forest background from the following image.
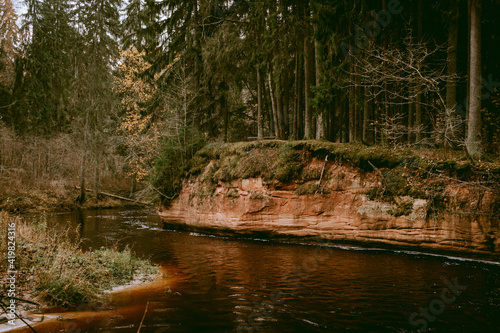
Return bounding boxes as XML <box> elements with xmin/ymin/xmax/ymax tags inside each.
<box><xmin>1</xmin><ymin>0</ymin><xmax>499</xmax><ymax>204</ymax></box>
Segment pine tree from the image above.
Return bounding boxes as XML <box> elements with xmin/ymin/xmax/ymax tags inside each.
<box><xmin>75</xmin><ymin>0</ymin><xmax>122</xmax><ymax>202</ymax></box>
<box><xmin>0</xmin><ymin>0</ymin><xmax>18</xmax><ymax>115</ymax></box>
<box><xmin>16</xmin><ymin>0</ymin><xmax>76</xmax><ymax>134</ymax></box>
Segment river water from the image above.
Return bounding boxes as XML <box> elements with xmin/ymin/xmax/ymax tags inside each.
<box><xmin>19</xmin><ymin>209</ymin><xmax>500</xmax><ymax>332</ymax></box>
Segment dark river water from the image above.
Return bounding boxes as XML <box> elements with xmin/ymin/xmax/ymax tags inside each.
<box><xmin>19</xmin><ymin>209</ymin><xmax>500</xmax><ymax>332</ymax></box>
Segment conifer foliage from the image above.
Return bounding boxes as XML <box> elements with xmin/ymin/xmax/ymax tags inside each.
<box><xmin>0</xmin><ymin>0</ymin><xmax>499</xmax><ymax>201</ymax></box>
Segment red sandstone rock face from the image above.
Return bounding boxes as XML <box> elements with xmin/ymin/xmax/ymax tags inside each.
<box><xmin>159</xmin><ymin>168</ymin><xmax>500</xmax><ymax>258</ymax></box>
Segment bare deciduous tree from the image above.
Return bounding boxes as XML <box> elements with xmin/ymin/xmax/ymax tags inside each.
<box><xmin>346</xmin><ymin>33</ymin><xmax>460</xmax><ymax>147</ymax></box>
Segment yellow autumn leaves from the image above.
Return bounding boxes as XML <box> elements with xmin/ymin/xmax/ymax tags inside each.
<box><xmin>114</xmin><ymin>47</ymin><xmax>158</xmax><ymax>182</ymax></box>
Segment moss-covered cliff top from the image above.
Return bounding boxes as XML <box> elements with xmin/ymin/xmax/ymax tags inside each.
<box><xmin>186</xmin><ymin>140</ymin><xmax>500</xmax><ymax>184</ymax></box>
<box><xmin>170</xmin><ymin>140</ymin><xmax>499</xmax><ymax>218</ymax></box>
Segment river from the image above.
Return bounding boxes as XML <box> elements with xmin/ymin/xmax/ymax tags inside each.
<box><xmin>15</xmin><ymin>208</ymin><xmax>500</xmax><ymax>332</ymax></box>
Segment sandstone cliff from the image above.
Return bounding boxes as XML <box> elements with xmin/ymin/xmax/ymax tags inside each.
<box><xmin>158</xmin><ymin>141</ymin><xmax>500</xmax><ymax>258</ymax></box>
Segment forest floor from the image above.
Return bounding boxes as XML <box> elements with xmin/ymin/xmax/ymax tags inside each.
<box><xmin>0</xmin><ymin>125</ymin><xmax>150</xmax><ymax>213</ymax></box>
<box><xmin>0</xmin><ymin>184</ymin><xmax>147</xmax><ymax>214</ymax></box>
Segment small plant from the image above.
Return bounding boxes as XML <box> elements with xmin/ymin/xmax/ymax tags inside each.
<box><xmin>296</xmin><ymin>184</ymin><xmax>319</xmax><ymax>195</ymax></box>
<box><xmin>249</xmin><ymin>192</ymin><xmax>266</xmax><ymax>199</ymax></box>
<box><xmin>225</xmin><ymin>188</ymin><xmax>239</xmax><ymax>198</ymax></box>
<box><xmin>275</xmin><ymin>145</ymin><xmax>304</xmax><ymax>182</ymax></box>
<box><xmin>388</xmin><ymin>201</ymin><xmax>414</xmax><ymax>217</ymax></box>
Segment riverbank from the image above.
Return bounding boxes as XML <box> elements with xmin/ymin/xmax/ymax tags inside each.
<box><xmin>159</xmin><ymin>140</ymin><xmax>500</xmax><ymax>258</ymax></box>
<box><xmin>0</xmin><ymin>124</ymin><xmax>150</xmax><ymax>214</ymax></box>
<box><xmin>0</xmin><ymin>212</ymin><xmax>159</xmax><ymax>328</ymax></box>
<box><xmin>0</xmin><ymin>186</ymin><xmax>148</xmax><ymax>214</ymax></box>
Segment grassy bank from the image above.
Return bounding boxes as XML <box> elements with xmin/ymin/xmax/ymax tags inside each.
<box><xmin>0</xmin><ymin>212</ymin><xmax>158</xmax><ymax>311</ymax></box>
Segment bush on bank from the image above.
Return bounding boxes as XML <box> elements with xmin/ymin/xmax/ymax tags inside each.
<box><xmin>0</xmin><ymin>212</ymin><xmax>158</xmax><ymax>308</ymax></box>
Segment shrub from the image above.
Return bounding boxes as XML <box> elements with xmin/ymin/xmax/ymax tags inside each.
<box><xmin>0</xmin><ymin>212</ymin><xmax>158</xmax><ymax>308</ymax></box>
<box><xmin>225</xmin><ymin>188</ymin><xmax>239</xmax><ymax>198</ymax></box>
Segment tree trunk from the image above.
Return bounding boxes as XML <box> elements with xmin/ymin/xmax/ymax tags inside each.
<box><xmin>94</xmin><ymin>151</ymin><xmax>100</xmax><ymax>197</ymax></box>
<box><xmin>415</xmin><ymin>91</ymin><xmax>422</xmax><ymax>142</ymax></box>
<box><xmin>337</xmin><ymin>94</ymin><xmax>343</xmax><ymax>143</ymax></box>
<box><xmin>415</xmin><ymin>0</ymin><xmax>423</xmax><ymax>143</ymax></box>
<box><xmin>274</xmin><ymin>62</ymin><xmax>284</xmax><ymax>138</ymax></box>
<box><xmin>297</xmin><ymin>52</ymin><xmax>304</xmax><ymax>139</ymax></box>
<box><xmin>466</xmin><ymin>0</ymin><xmax>482</xmax><ymax>159</ymax></box>
<box><xmin>466</xmin><ymin>0</ymin><xmax>471</xmax><ymax>130</ymax></box>
<box><xmin>408</xmin><ymin>92</ymin><xmax>414</xmax><ymax>143</ymax></box>
<box><xmin>223</xmin><ymin>94</ymin><xmax>229</xmax><ymax>142</ymax></box>
<box><xmin>363</xmin><ymin>86</ymin><xmax>370</xmax><ymax>143</ymax></box>
<box><xmin>349</xmin><ymin>67</ymin><xmax>355</xmax><ymax>143</ymax></box>
<box><xmin>344</xmin><ymin>94</ymin><xmax>349</xmax><ymax>143</ymax></box>
<box><xmin>304</xmin><ymin>34</ymin><xmax>314</xmax><ymax>139</ymax></box>
<box><xmin>77</xmin><ymin>109</ymin><xmax>90</xmax><ymax>204</ymax></box>
<box><xmin>355</xmin><ymin>66</ymin><xmax>362</xmax><ymax>142</ymax></box>
<box><xmin>445</xmin><ymin>0</ymin><xmax>459</xmax><ymax>146</ymax></box>
<box><xmin>282</xmin><ymin>64</ymin><xmax>290</xmax><ymax>138</ymax></box>
<box><xmin>268</xmin><ymin>68</ymin><xmax>279</xmax><ymax>138</ymax></box>
<box><xmin>257</xmin><ymin>66</ymin><xmax>263</xmax><ymax>140</ymax></box>
<box><xmin>315</xmin><ymin>38</ymin><xmax>325</xmax><ymax>140</ymax></box>
<box><xmin>192</xmin><ymin>0</ymin><xmax>201</xmax><ymax>128</ymax></box>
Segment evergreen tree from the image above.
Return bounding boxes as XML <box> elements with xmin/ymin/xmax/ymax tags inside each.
<box><xmin>14</xmin><ymin>0</ymin><xmax>76</xmax><ymax>134</ymax></box>
<box><xmin>0</xmin><ymin>0</ymin><xmax>18</xmax><ymax>116</ymax></box>
<box><xmin>75</xmin><ymin>0</ymin><xmax>122</xmax><ymax>202</ymax></box>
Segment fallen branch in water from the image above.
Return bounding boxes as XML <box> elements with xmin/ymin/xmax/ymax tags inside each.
<box><xmin>75</xmin><ymin>186</ymin><xmax>151</xmax><ymax>206</ymax></box>
<box><xmin>137</xmin><ymin>301</ymin><xmax>149</xmax><ymax>333</ymax></box>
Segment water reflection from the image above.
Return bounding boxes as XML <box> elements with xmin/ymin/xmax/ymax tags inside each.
<box><xmin>12</xmin><ymin>209</ymin><xmax>500</xmax><ymax>332</ymax></box>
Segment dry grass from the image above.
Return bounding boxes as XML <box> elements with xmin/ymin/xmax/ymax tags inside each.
<box><xmin>0</xmin><ymin>212</ymin><xmax>158</xmax><ymax>309</ymax></box>
<box><xmin>0</xmin><ymin>124</ymin><xmax>135</xmax><ymax>212</ymax></box>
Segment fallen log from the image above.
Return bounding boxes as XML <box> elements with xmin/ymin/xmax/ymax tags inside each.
<box><xmin>75</xmin><ymin>186</ymin><xmax>150</xmax><ymax>206</ymax></box>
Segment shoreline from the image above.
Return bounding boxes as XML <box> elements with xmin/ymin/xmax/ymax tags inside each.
<box><xmin>0</xmin><ymin>184</ymin><xmax>151</xmax><ymax>215</ymax></box>
<box><xmin>0</xmin><ymin>270</ymin><xmax>166</xmax><ymax>333</ymax></box>
<box><xmin>161</xmin><ymin>218</ymin><xmax>500</xmax><ymax>264</ymax></box>
<box><xmin>0</xmin><ymin>210</ymin><xmax>160</xmax><ymax>332</ymax></box>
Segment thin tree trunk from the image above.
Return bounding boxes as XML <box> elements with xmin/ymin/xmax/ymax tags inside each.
<box><xmin>363</xmin><ymin>86</ymin><xmax>370</xmax><ymax>143</ymax></box>
<box><xmin>445</xmin><ymin>0</ymin><xmax>459</xmax><ymax>146</ymax></box>
<box><xmin>257</xmin><ymin>66</ymin><xmax>263</xmax><ymax>140</ymax></box>
<box><xmin>297</xmin><ymin>52</ymin><xmax>304</xmax><ymax>139</ymax></box>
<box><xmin>282</xmin><ymin>65</ymin><xmax>290</xmax><ymax>138</ymax></box>
<box><xmin>292</xmin><ymin>53</ymin><xmax>299</xmax><ymax>139</ymax></box>
<box><xmin>349</xmin><ymin>68</ymin><xmax>355</xmax><ymax>143</ymax></box>
<box><xmin>466</xmin><ymin>0</ymin><xmax>471</xmax><ymax>131</ymax></box>
<box><xmin>315</xmin><ymin>38</ymin><xmax>325</xmax><ymax>140</ymax></box>
<box><xmin>337</xmin><ymin>94</ymin><xmax>343</xmax><ymax>143</ymax></box>
<box><xmin>274</xmin><ymin>62</ymin><xmax>284</xmax><ymax>138</ymax></box>
<box><xmin>415</xmin><ymin>0</ymin><xmax>423</xmax><ymax>143</ymax></box>
<box><xmin>344</xmin><ymin>95</ymin><xmax>349</xmax><ymax>143</ymax></box>
<box><xmin>304</xmin><ymin>34</ymin><xmax>314</xmax><ymax>139</ymax></box>
<box><xmin>415</xmin><ymin>92</ymin><xmax>422</xmax><ymax>142</ymax></box>
<box><xmin>192</xmin><ymin>0</ymin><xmax>201</xmax><ymax>128</ymax></box>
<box><xmin>466</xmin><ymin>0</ymin><xmax>482</xmax><ymax>158</ymax></box>
<box><xmin>408</xmin><ymin>93</ymin><xmax>414</xmax><ymax>143</ymax></box>
<box><xmin>223</xmin><ymin>94</ymin><xmax>229</xmax><ymax>142</ymax></box>
<box><xmin>78</xmin><ymin>109</ymin><xmax>90</xmax><ymax>204</ymax></box>
<box><xmin>268</xmin><ymin>68</ymin><xmax>279</xmax><ymax>138</ymax></box>
<box><xmin>94</xmin><ymin>151</ymin><xmax>100</xmax><ymax>197</ymax></box>
<box><xmin>355</xmin><ymin>65</ymin><xmax>362</xmax><ymax>142</ymax></box>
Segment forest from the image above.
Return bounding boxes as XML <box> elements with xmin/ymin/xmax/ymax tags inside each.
<box><xmin>0</xmin><ymin>0</ymin><xmax>499</xmax><ymax>205</ymax></box>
